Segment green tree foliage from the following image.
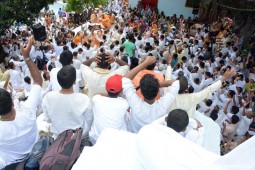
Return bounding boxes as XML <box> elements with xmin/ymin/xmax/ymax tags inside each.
<box><xmin>0</xmin><ymin>0</ymin><xmax>54</xmax><ymax>34</ymax></box>
<box><xmin>65</xmin><ymin>0</ymin><xmax>108</xmax><ymax>12</ymax></box>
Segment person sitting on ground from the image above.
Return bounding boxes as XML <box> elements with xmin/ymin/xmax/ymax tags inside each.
<box><xmin>165</xmin><ymin>109</ymin><xmax>205</xmax><ymax>146</ymax></box>
<box><xmin>122</xmin><ymin>56</ymin><xmax>182</xmax><ymax>133</ymax></box>
<box><xmin>81</xmin><ymin>48</ymin><xmax>129</xmax><ymax>98</ymax></box>
<box><xmin>89</xmin><ymin>74</ymin><xmax>129</xmax><ymax>144</ymax></box>
<box><xmin>42</xmin><ymin>65</ymin><xmax>93</xmax><ymax>139</ymax></box>
<box><xmin>0</xmin><ymin>37</ymin><xmax>42</xmax><ymax>168</ymax></box>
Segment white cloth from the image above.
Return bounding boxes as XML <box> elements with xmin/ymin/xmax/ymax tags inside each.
<box><xmin>42</xmin><ymin>91</ymin><xmax>92</xmax><ymax>138</ymax></box>
<box><xmin>49</xmin><ymin>67</ymin><xmax>83</xmax><ymax>93</ymax></box>
<box><xmin>236</xmin><ymin>115</ymin><xmax>253</xmax><ymax>136</ymax></box>
<box><xmin>0</xmin><ymin>85</ymin><xmax>41</xmax><ymax>168</ymax></box>
<box><xmin>89</xmin><ymin>95</ymin><xmax>129</xmax><ymax>143</ymax></box>
<box><xmin>72</xmin><ymin>127</ymin><xmax>255</xmax><ymax>170</ymax></box>
<box><xmin>122</xmin><ymin>77</ymin><xmax>180</xmax><ymax>133</ymax></box>
<box><xmin>9</xmin><ymin>69</ymin><xmax>22</xmax><ymax>90</ymax></box>
<box><xmin>80</xmin><ymin>65</ymin><xmax>129</xmax><ymax>98</ymax></box>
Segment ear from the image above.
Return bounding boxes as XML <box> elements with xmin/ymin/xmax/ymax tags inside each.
<box><xmin>165</xmin><ymin>116</ymin><xmax>168</xmax><ymax>123</ymax></box>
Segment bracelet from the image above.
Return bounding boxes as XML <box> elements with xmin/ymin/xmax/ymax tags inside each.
<box><xmin>25</xmin><ymin>57</ymin><xmax>31</xmax><ymax>61</ymax></box>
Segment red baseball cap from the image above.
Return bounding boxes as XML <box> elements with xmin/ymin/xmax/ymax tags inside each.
<box><xmin>106</xmin><ymin>74</ymin><xmax>123</xmax><ymax>93</ymax></box>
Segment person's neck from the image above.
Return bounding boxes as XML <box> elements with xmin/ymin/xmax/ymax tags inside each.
<box><xmin>59</xmin><ymin>88</ymin><xmax>74</xmax><ymax>94</ymax></box>
<box><xmin>144</xmin><ymin>98</ymin><xmax>155</xmax><ymax>105</ymax></box>
<box><xmin>0</xmin><ymin>110</ymin><xmax>16</xmax><ymax>121</ymax></box>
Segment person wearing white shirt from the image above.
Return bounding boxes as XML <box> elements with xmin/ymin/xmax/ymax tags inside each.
<box><xmin>50</xmin><ymin>50</ymin><xmax>84</xmax><ymax>93</ymax></box>
<box><xmin>81</xmin><ymin>51</ymin><xmax>129</xmax><ymax>98</ymax></box>
<box><xmin>0</xmin><ymin>38</ymin><xmax>42</xmax><ymax>168</ymax></box>
<box><xmin>122</xmin><ymin>56</ymin><xmax>181</xmax><ymax>133</ymax></box>
<box><xmin>89</xmin><ymin>74</ymin><xmax>129</xmax><ymax>143</ymax></box>
<box><xmin>42</xmin><ymin>65</ymin><xmax>92</xmax><ymax>139</ymax></box>
<box><xmin>72</xmin><ymin>51</ymin><xmax>82</xmax><ymax>70</ymax></box>
<box><xmin>236</xmin><ymin>106</ymin><xmax>254</xmax><ymax>137</ymax></box>
<box><xmin>203</xmin><ymin>72</ymin><xmax>214</xmax><ymax>89</ymax></box>
<box><xmin>163</xmin><ymin>109</ymin><xmax>205</xmax><ymax>146</ymax></box>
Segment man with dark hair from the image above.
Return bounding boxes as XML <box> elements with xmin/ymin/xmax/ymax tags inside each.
<box><xmin>81</xmin><ymin>51</ymin><xmax>129</xmax><ymax>98</ymax></box>
<box><xmin>164</xmin><ymin>59</ymin><xmax>236</xmax><ymax>154</ymax></box>
<box><xmin>222</xmin><ymin>114</ymin><xmax>239</xmax><ymax>143</ymax></box>
<box><xmin>49</xmin><ymin>50</ymin><xmax>84</xmax><ymax>93</ymax></box>
<box><xmin>0</xmin><ymin>37</ymin><xmax>42</xmax><ymax>168</ymax></box>
<box><xmin>166</xmin><ymin>109</ymin><xmax>189</xmax><ymax>133</ymax></box>
<box><xmin>132</xmin><ymin>55</ymin><xmax>165</xmax><ymax>100</ymax></box>
<box><xmin>89</xmin><ymin>74</ymin><xmax>129</xmax><ymax>143</ymax></box>
<box><xmin>42</xmin><ymin>65</ymin><xmax>92</xmax><ymax>139</ymax></box>
<box><xmin>122</xmin><ymin>56</ymin><xmax>180</xmax><ymax>133</ymax></box>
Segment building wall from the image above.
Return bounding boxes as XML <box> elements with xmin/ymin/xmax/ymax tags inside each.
<box><xmin>129</xmin><ymin>0</ymin><xmax>194</xmax><ymax>18</ymax></box>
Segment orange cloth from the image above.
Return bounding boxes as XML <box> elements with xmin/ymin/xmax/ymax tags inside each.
<box><xmin>152</xmin><ymin>23</ymin><xmax>158</xmax><ymax>34</ymax></box>
<box><xmin>101</xmin><ymin>18</ymin><xmax>111</xmax><ymax>28</ymax></box>
<box><xmin>92</xmin><ymin>31</ymin><xmax>102</xmax><ymax>47</ymax></box>
<box><xmin>73</xmin><ymin>37</ymin><xmax>81</xmax><ymax>44</ymax></box>
<box><xmin>132</xmin><ymin>70</ymin><xmax>164</xmax><ymax>100</ymax></box>
<box><xmin>110</xmin><ymin>15</ymin><xmax>115</xmax><ymax>24</ymax></box>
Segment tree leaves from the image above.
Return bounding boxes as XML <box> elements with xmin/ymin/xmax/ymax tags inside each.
<box><xmin>0</xmin><ymin>0</ymin><xmax>54</xmax><ymax>34</ymax></box>
<box><xmin>65</xmin><ymin>0</ymin><xmax>107</xmax><ymax>12</ymax></box>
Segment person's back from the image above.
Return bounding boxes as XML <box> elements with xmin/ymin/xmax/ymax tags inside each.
<box><xmin>132</xmin><ymin>65</ymin><xmax>164</xmax><ymax>100</ymax></box>
<box><xmin>0</xmin><ymin>37</ymin><xmax>42</xmax><ymax>168</ymax></box>
<box><xmin>122</xmin><ymin>56</ymin><xmax>180</xmax><ymax>133</ymax></box>
<box><xmin>43</xmin><ymin>65</ymin><xmax>92</xmax><ymax>139</ymax></box>
<box><xmin>50</xmin><ymin>50</ymin><xmax>84</xmax><ymax>93</ymax></box>
<box><xmin>81</xmin><ymin>52</ymin><xmax>129</xmax><ymax>98</ymax></box>
<box><xmin>123</xmin><ymin>35</ymin><xmax>135</xmax><ymax>57</ymax></box>
<box><xmin>90</xmin><ymin>75</ymin><xmax>129</xmax><ymax>143</ymax></box>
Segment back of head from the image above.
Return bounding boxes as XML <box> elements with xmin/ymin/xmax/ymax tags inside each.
<box><xmin>210</xmin><ymin>109</ymin><xmax>218</xmax><ymax>121</ymax></box>
<box><xmin>24</xmin><ymin>76</ymin><xmax>31</xmax><ymax>84</ymax></box>
<box><xmin>231</xmin><ymin>105</ymin><xmax>239</xmax><ymax>114</ymax></box>
<box><xmin>177</xmin><ymin>76</ymin><xmax>188</xmax><ymax>94</ymax></box>
<box><xmin>140</xmin><ymin>74</ymin><xmax>159</xmax><ymax>100</ymax></box>
<box><xmin>231</xmin><ymin>115</ymin><xmax>239</xmax><ymax>124</ymax></box>
<box><xmin>57</xmin><ymin>65</ymin><xmax>76</xmax><ymax>89</ymax></box>
<box><xmin>166</xmin><ymin>109</ymin><xmax>189</xmax><ymax>132</ymax></box>
<box><xmin>60</xmin><ymin>50</ymin><xmax>73</xmax><ymax>66</ymax></box>
<box><xmin>0</xmin><ymin>88</ymin><xmax>12</xmax><ymax>116</ymax></box>
<box><xmin>97</xmin><ymin>53</ymin><xmax>110</xmax><ymax>69</ymax></box>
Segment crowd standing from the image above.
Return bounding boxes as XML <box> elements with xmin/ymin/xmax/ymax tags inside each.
<box><xmin>1</xmin><ymin>0</ymin><xmax>255</xmax><ymax>168</ymax></box>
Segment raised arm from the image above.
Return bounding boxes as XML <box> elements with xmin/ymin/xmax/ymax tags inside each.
<box><xmin>125</xmin><ymin>56</ymin><xmax>156</xmax><ymax>80</ymax></box>
<box><xmin>20</xmin><ymin>37</ymin><xmax>42</xmax><ymax>86</ymax></box>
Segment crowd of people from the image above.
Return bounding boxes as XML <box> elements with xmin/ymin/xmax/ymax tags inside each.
<box><xmin>1</xmin><ymin>0</ymin><xmax>255</xmax><ymax>168</ymax></box>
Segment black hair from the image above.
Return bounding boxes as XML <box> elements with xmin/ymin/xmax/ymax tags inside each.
<box><xmin>63</xmin><ymin>45</ymin><xmax>68</xmax><ymax>51</ymax></box>
<box><xmin>181</xmin><ymin>56</ymin><xmax>187</xmax><ymax>61</ymax></box>
<box><xmin>130</xmin><ymin>57</ymin><xmax>139</xmax><ymax>70</ymax></box>
<box><xmin>205</xmin><ymin>99</ymin><xmax>213</xmax><ymax>106</ymax></box>
<box><xmin>107</xmin><ymin>91</ymin><xmax>121</xmax><ymax>98</ymax></box>
<box><xmin>24</xmin><ymin>76</ymin><xmax>31</xmax><ymax>84</ymax></box>
<box><xmin>173</xmin><ymin>53</ymin><xmax>178</xmax><ymax>59</ymax></box>
<box><xmin>166</xmin><ymin>109</ymin><xmax>189</xmax><ymax>132</ymax></box>
<box><xmin>0</xmin><ymin>88</ymin><xmax>12</xmax><ymax>115</ymax></box>
<box><xmin>210</xmin><ymin>109</ymin><xmax>218</xmax><ymax>121</ymax></box>
<box><xmin>97</xmin><ymin>53</ymin><xmax>110</xmax><ymax>69</ymax></box>
<box><xmin>59</xmin><ymin>50</ymin><xmax>73</xmax><ymax>66</ymax></box>
<box><xmin>57</xmin><ymin>65</ymin><xmax>76</xmax><ymax>89</ymax></box>
<box><xmin>146</xmin><ymin>62</ymin><xmax>156</xmax><ymax>70</ymax></box>
<box><xmin>228</xmin><ymin>90</ymin><xmax>236</xmax><ymax>98</ymax></box>
<box><xmin>140</xmin><ymin>74</ymin><xmax>159</xmax><ymax>100</ymax></box>
<box><xmin>73</xmin><ymin>51</ymin><xmax>78</xmax><ymax>57</ymax></box>
<box><xmin>231</xmin><ymin>105</ymin><xmax>239</xmax><ymax>114</ymax></box>
<box><xmin>177</xmin><ymin>76</ymin><xmax>188</xmax><ymax>94</ymax></box>
<box><xmin>231</xmin><ymin>115</ymin><xmax>239</xmax><ymax>124</ymax></box>
<box><xmin>188</xmin><ymin>86</ymin><xmax>194</xmax><ymax>93</ymax></box>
